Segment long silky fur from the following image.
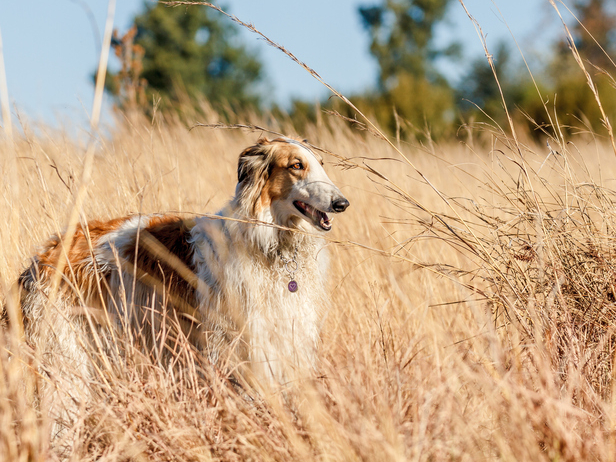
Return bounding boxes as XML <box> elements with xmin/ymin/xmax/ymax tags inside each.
<box><xmin>9</xmin><ymin>137</ymin><xmax>346</xmax><ymax>403</ymax></box>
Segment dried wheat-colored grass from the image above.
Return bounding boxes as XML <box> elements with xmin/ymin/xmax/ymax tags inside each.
<box><xmin>2</xmin><ymin>108</ymin><xmax>616</xmax><ymax>461</ymax></box>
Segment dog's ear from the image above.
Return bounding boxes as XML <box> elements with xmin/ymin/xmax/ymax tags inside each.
<box><xmin>236</xmin><ymin>139</ymin><xmax>274</xmax><ymax>215</ymax></box>
<box><xmin>237</xmin><ymin>138</ymin><xmax>272</xmax><ymax>184</ymax></box>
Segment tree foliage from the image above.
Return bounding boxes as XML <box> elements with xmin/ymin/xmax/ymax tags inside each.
<box><xmin>106</xmin><ymin>1</ymin><xmax>616</xmax><ymax>140</ymax></box>
<box><xmin>359</xmin><ymin>0</ymin><xmax>455</xmax><ymax>85</ymax></box>
<box><xmin>546</xmin><ymin>0</ymin><xmax>616</xmax><ymax>134</ymax></box>
<box><xmin>356</xmin><ymin>0</ymin><xmax>457</xmax><ymax>138</ymax></box>
<box><xmin>447</xmin><ymin>0</ymin><xmax>616</xmax><ymax>138</ymax></box>
<box><xmin>107</xmin><ymin>4</ymin><xmax>263</xmax><ymax>112</ymax></box>
<box><xmin>571</xmin><ymin>0</ymin><xmax>616</xmax><ymax>69</ymax></box>
<box><xmin>456</xmin><ymin>41</ymin><xmax>546</xmax><ymax>133</ymax></box>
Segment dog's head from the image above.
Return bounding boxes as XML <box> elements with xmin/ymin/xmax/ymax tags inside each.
<box><xmin>235</xmin><ymin>137</ymin><xmax>349</xmax><ymax>232</ymax></box>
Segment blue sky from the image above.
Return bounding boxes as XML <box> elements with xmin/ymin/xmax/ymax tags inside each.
<box><xmin>0</xmin><ymin>0</ymin><xmax>567</xmax><ymax>129</ymax></box>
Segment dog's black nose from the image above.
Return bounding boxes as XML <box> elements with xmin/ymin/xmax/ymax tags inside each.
<box><xmin>332</xmin><ymin>197</ymin><xmax>350</xmax><ymax>213</ymax></box>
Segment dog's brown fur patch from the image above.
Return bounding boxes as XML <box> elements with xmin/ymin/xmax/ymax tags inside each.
<box><xmin>259</xmin><ymin>143</ymin><xmax>310</xmax><ymax>211</ymax></box>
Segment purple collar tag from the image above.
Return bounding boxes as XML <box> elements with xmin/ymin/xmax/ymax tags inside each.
<box><xmin>280</xmin><ymin>247</ymin><xmax>299</xmax><ymax>294</ymax></box>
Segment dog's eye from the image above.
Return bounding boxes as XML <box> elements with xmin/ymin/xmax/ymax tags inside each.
<box><xmin>290</xmin><ymin>162</ymin><xmax>304</xmax><ymax>170</ymax></box>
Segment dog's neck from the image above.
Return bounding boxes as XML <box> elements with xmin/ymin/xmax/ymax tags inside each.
<box><xmin>222</xmin><ymin>200</ymin><xmax>318</xmax><ymax>259</ymax></box>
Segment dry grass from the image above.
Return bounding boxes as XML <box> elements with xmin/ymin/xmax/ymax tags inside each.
<box><xmin>3</xmin><ymin>1</ymin><xmax>616</xmax><ymax>459</ymax></box>
<box><xmin>1</xmin><ymin>107</ymin><xmax>616</xmax><ymax>461</ymax></box>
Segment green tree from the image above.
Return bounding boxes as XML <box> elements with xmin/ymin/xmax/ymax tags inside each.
<box><xmin>359</xmin><ymin>0</ymin><xmax>455</xmax><ymax>87</ymax></box>
<box><xmin>107</xmin><ymin>3</ymin><xmax>263</xmax><ymax>112</ymax></box>
<box><xmin>457</xmin><ymin>1</ymin><xmax>616</xmax><ymax>139</ymax></box>
<box><xmin>571</xmin><ymin>0</ymin><xmax>616</xmax><ymax>70</ymax></box>
<box><xmin>548</xmin><ymin>0</ymin><xmax>616</xmax><ymax>135</ymax></box>
<box><xmin>356</xmin><ymin>0</ymin><xmax>458</xmax><ymax>138</ymax></box>
<box><xmin>456</xmin><ymin>41</ymin><xmax>545</xmax><ymax>134</ymax></box>
<box><xmin>457</xmin><ymin>42</ymin><xmax>513</xmax><ymax>117</ymax></box>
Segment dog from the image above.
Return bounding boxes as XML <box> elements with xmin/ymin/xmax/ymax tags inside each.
<box><xmin>11</xmin><ymin>136</ymin><xmax>349</xmax><ymax>389</ymax></box>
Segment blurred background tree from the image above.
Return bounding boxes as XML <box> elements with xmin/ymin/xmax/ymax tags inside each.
<box><xmin>456</xmin><ymin>42</ymin><xmax>515</xmax><ymax>126</ymax></box>
<box><xmin>104</xmin><ymin>1</ymin><xmax>616</xmax><ymax>142</ymax></box>
<box><xmin>106</xmin><ymin>3</ymin><xmax>263</xmax><ymax>114</ymax></box>
<box><xmin>350</xmin><ymin>0</ymin><xmax>459</xmax><ymax>138</ymax></box>
<box><xmin>570</xmin><ymin>0</ymin><xmax>616</xmax><ymax>69</ymax></box>
<box><xmin>458</xmin><ymin>0</ymin><xmax>616</xmax><ymax>138</ymax></box>
<box><xmin>456</xmin><ymin>41</ymin><xmax>547</xmax><ymax>136</ymax></box>
<box><xmin>351</xmin><ymin>0</ymin><xmax>616</xmax><ymax>141</ymax></box>
<box><xmin>547</xmin><ymin>0</ymin><xmax>616</xmax><ymax>136</ymax></box>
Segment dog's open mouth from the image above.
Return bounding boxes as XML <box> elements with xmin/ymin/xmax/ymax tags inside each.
<box><xmin>294</xmin><ymin>201</ymin><xmax>332</xmax><ymax>231</ymax></box>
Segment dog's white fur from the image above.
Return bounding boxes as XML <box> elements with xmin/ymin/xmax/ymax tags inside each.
<box><xmin>12</xmin><ymin>137</ymin><xmax>349</xmax><ymax>388</ymax></box>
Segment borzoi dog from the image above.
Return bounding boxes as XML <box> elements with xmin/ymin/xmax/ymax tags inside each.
<box><xmin>14</xmin><ymin>137</ymin><xmax>349</xmax><ymax>387</ymax></box>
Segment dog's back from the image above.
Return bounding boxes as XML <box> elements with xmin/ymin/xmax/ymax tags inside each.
<box><xmin>16</xmin><ymin>214</ymin><xmax>202</xmax><ymax>357</ymax></box>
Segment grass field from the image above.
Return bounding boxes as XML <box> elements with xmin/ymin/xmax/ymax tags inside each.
<box><xmin>3</xmin><ymin>0</ymin><xmax>616</xmax><ymax>459</ymax></box>
<box><xmin>2</xmin><ymin>107</ymin><xmax>616</xmax><ymax>461</ymax></box>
